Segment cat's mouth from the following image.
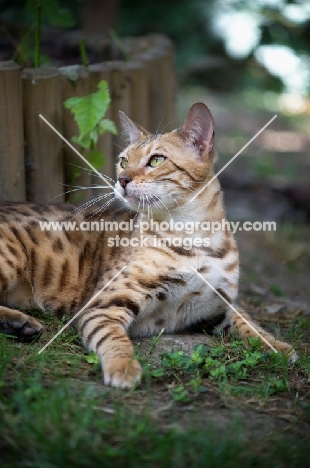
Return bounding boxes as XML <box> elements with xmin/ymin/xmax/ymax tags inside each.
<box><xmin>115</xmin><ymin>181</ymin><xmax>141</xmax><ymax>204</ymax></box>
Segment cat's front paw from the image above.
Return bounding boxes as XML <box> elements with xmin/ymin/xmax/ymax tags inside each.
<box><xmin>0</xmin><ymin>309</ymin><xmax>44</xmax><ymax>342</ymax></box>
<box><xmin>103</xmin><ymin>357</ymin><xmax>142</xmax><ymax>389</ymax></box>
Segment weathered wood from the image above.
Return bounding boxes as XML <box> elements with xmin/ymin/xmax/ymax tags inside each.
<box><xmin>88</xmin><ymin>63</ymin><xmax>115</xmax><ymax>183</ymax></box>
<box><xmin>126</xmin><ymin>61</ymin><xmax>149</xmax><ymax>131</ymax></box>
<box><xmin>157</xmin><ymin>48</ymin><xmax>176</xmax><ymax>132</ymax></box>
<box><xmin>0</xmin><ymin>61</ymin><xmax>26</xmax><ymax>201</ymax></box>
<box><xmin>101</xmin><ymin>61</ymin><xmax>149</xmax><ymax>162</ymax></box>
<box><xmin>133</xmin><ymin>51</ymin><xmax>164</xmax><ymax>134</ymax></box>
<box><xmin>22</xmin><ymin>67</ymin><xmax>64</xmax><ymax>203</ymax></box>
<box><xmin>148</xmin><ymin>34</ymin><xmax>176</xmax><ymax>132</ymax></box>
<box><xmin>122</xmin><ymin>37</ymin><xmax>150</xmax><ymax>56</ymax></box>
<box><xmin>59</xmin><ymin>65</ymin><xmax>92</xmax><ymax>202</ymax></box>
<box><xmin>103</xmin><ymin>61</ymin><xmax>131</xmax><ymax>160</ymax></box>
<box><xmin>134</xmin><ymin>36</ymin><xmax>176</xmax><ymax>134</ymax></box>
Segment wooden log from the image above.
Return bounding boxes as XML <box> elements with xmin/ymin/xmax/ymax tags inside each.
<box><xmin>157</xmin><ymin>47</ymin><xmax>176</xmax><ymax>132</ymax></box>
<box><xmin>103</xmin><ymin>61</ymin><xmax>149</xmax><ymax>160</ymax></box>
<box><xmin>0</xmin><ymin>61</ymin><xmax>26</xmax><ymax>201</ymax></box>
<box><xmin>22</xmin><ymin>67</ymin><xmax>64</xmax><ymax>203</ymax></box>
<box><xmin>88</xmin><ymin>63</ymin><xmax>115</xmax><ymax>184</ymax></box>
<box><xmin>149</xmin><ymin>35</ymin><xmax>176</xmax><ymax>132</ymax></box>
<box><xmin>126</xmin><ymin>61</ymin><xmax>149</xmax><ymax>131</ymax></box>
<box><xmin>135</xmin><ymin>36</ymin><xmax>176</xmax><ymax>133</ymax></box>
<box><xmin>122</xmin><ymin>37</ymin><xmax>150</xmax><ymax>56</ymax></box>
<box><xmin>59</xmin><ymin>65</ymin><xmax>92</xmax><ymax>203</ymax></box>
<box><xmin>133</xmin><ymin>51</ymin><xmax>164</xmax><ymax>134</ymax></box>
<box><xmin>105</xmin><ymin>61</ymin><xmax>131</xmax><ymax>160</ymax></box>
<box><xmin>148</xmin><ymin>34</ymin><xmax>173</xmax><ymax>53</ymax></box>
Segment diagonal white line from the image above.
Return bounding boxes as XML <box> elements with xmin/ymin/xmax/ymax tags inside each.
<box><xmin>38</xmin><ymin>265</ymin><xmax>127</xmax><ymax>354</ymax></box>
<box><xmin>39</xmin><ymin>114</ymin><xmax>128</xmax><ymax>203</ymax></box>
<box><xmin>190</xmin><ymin>266</ymin><xmax>278</xmax><ymax>353</ymax></box>
<box><xmin>189</xmin><ymin>115</ymin><xmax>277</xmax><ymax>202</ymax></box>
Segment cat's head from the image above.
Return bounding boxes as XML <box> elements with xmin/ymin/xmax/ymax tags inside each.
<box><xmin>115</xmin><ymin>103</ymin><xmax>216</xmax><ymax>212</ymax></box>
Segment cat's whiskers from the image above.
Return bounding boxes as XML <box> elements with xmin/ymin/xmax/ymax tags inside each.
<box><xmin>50</xmin><ymin>180</ymin><xmax>112</xmax><ymax>202</ymax></box>
<box><xmin>132</xmin><ymin>195</ymin><xmax>141</xmax><ymax>221</ymax></box>
<box><xmin>67</xmin><ymin>194</ymin><xmax>107</xmax><ymax>220</ymax></box>
<box><xmin>61</xmin><ymin>185</ymin><xmax>113</xmax><ymax>200</ymax></box>
<box><xmin>68</xmin><ymin>193</ymin><xmax>114</xmax><ymax>222</ymax></box>
<box><xmin>155</xmin><ymin>115</ymin><xmax>165</xmax><ymax>136</ymax></box>
<box><xmin>69</xmin><ymin>192</ymin><xmax>114</xmax><ymax>221</ymax></box>
<box><xmin>141</xmin><ymin>193</ymin><xmax>146</xmax><ymax>220</ymax></box>
<box><xmin>149</xmin><ymin>193</ymin><xmax>172</xmax><ymax>219</ymax></box>
<box><xmin>169</xmin><ymin>195</ymin><xmax>187</xmax><ymax>215</ymax></box>
<box><xmin>91</xmin><ymin>195</ymin><xmax>116</xmax><ymax>221</ymax></box>
<box><xmin>157</xmin><ymin>118</ymin><xmax>175</xmax><ymax>135</ymax></box>
<box><xmin>66</xmin><ymin>162</ymin><xmax>116</xmax><ymax>181</ymax></box>
<box><xmin>145</xmin><ymin>194</ymin><xmax>151</xmax><ymax>220</ymax></box>
<box><xmin>148</xmin><ymin>192</ymin><xmax>166</xmax><ymax>216</ymax></box>
<box><xmin>113</xmin><ymin>141</ymin><xmax>127</xmax><ymax>152</ymax></box>
<box><xmin>85</xmin><ymin>194</ymin><xmax>116</xmax><ymax>221</ymax></box>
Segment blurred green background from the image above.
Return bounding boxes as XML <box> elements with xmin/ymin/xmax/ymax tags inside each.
<box><xmin>1</xmin><ymin>0</ymin><xmax>310</xmax><ymax>95</ymax></box>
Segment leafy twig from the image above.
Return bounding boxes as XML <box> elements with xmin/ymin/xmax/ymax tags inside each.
<box><xmin>108</xmin><ymin>28</ymin><xmax>132</xmax><ymax>62</ymax></box>
<box><xmin>79</xmin><ymin>37</ymin><xmax>89</xmax><ymax>67</ymax></box>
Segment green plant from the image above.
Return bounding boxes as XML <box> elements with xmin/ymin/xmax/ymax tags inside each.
<box><xmin>7</xmin><ymin>0</ymin><xmax>76</xmax><ymax>67</ymax></box>
<box><xmin>85</xmin><ymin>350</ymin><xmax>100</xmax><ymax>371</ymax></box>
<box><xmin>64</xmin><ymin>80</ymin><xmax>117</xmax><ymax>173</ymax></box>
<box><xmin>170</xmin><ymin>385</ymin><xmax>190</xmax><ymax>403</ymax></box>
<box><xmin>149</xmin><ymin>338</ymin><xmax>293</xmax><ymax>402</ymax></box>
<box><xmin>269</xmin><ymin>284</ymin><xmax>286</xmax><ymax>297</ymax></box>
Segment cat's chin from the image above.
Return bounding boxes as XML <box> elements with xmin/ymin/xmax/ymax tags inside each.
<box><xmin>115</xmin><ymin>191</ymin><xmax>139</xmax><ymax>209</ymax></box>
<box><xmin>123</xmin><ymin>195</ymin><xmax>139</xmax><ymax>208</ymax></box>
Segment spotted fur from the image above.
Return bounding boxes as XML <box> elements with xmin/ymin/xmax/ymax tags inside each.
<box><xmin>0</xmin><ymin>103</ymin><xmax>297</xmax><ymax>388</ymax></box>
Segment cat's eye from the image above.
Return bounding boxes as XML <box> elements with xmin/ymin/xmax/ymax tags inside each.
<box><xmin>148</xmin><ymin>155</ymin><xmax>166</xmax><ymax>168</ymax></box>
<box><xmin>120</xmin><ymin>157</ymin><xmax>128</xmax><ymax>169</ymax></box>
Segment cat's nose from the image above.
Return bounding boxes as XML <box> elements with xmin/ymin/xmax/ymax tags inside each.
<box><xmin>118</xmin><ymin>175</ymin><xmax>132</xmax><ymax>189</ymax></box>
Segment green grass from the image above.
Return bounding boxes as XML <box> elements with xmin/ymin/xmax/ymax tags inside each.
<box><xmin>269</xmin><ymin>284</ymin><xmax>286</xmax><ymax>297</ymax></box>
<box><xmin>0</xmin><ymin>310</ymin><xmax>309</xmax><ymax>467</ymax></box>
<box><xmin>1</xmin><ymin>373</ymin><xmax>309</xmax><ymax>468</ymax></box>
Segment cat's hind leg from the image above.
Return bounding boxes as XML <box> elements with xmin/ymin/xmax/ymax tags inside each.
<box><xmin>226</xmin><ymin>306</ymin><xmax>298</xmax><ymax>362</ymax></box>
<box><xmin>0</xmin><ymin>306</ymin><xmax>44</xmax><ymax>341</ymax></box>
<box><xmin>0</xmin><ymin>228</ymin><xmax>43</xmax><ymax>340</ymax></box>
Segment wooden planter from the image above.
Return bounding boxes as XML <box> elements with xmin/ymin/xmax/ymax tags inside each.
<box><xmin>0</xmin><ymin>34</ymin><xmax>176</xmax><ymax>204</ymax></box>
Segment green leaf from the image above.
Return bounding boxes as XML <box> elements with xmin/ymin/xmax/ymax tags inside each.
<box><xmin>72</xmin><ymin>134</ymin><xmax>91</xmax><ymax>150</ymax></box>
<box><xmin>87</xmin><ymin>149</ymin><xmax>105</xmax><ymax>170</ymax></box>
<box><xmin>64</xmin><ymin>97</ymin><xmax>82</xmax><ymax>109</ymax></box>
<box><xmin>150</xmin><ymin>368</ymin><xmax>165</xmax><ymax>378</ymax></box>
<box><xmin>86</xmin><ymin>351</ymin><xmax>99</xmax><ymax>365</ymax></box>
<box><xmin>98</xmin><ymin>119</ymin><xmax>118</xmax><ymax>136</ymax></box>
<box><xmin>64</xmin><ymin>80</ymin><xmax>111</xmax><ymax>139</ymax></box>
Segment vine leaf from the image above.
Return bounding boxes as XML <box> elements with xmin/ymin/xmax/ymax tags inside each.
<box><xmin>64</xmin><ymin>81</ymin><xmax>111</xmax><ymax>139</ymax></box>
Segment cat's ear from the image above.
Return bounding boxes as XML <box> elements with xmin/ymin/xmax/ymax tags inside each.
<box><xmin>119</xmin><ymin>111</ymin><xmax>149</xmax><ymax>145</ymax></box>
<box><xmin>178</xmin><ymin>103</ymin><xmax>214</xmax><ymax>157</ymax></box>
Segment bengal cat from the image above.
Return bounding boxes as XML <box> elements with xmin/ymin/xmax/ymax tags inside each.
<box><xmin>0</xmin><ymin>103</ymin><xmax>297</xmax><ymax>388</ymax></box>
